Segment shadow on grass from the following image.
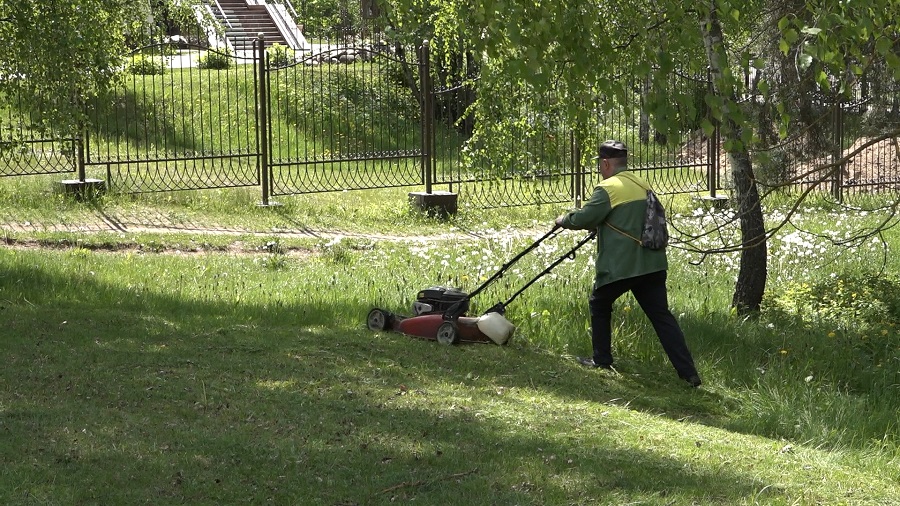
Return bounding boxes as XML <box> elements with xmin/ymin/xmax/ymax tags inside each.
<box><xmin>0</xmin><ymin>256</ymin><xmax>892</xmax><ymax>504</ymax></box>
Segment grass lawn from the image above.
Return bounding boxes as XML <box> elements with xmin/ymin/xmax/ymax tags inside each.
<box><xmin>1</xmin><ymin>183</ymin><xmax>899</xmax><ymax>504</ymax></box>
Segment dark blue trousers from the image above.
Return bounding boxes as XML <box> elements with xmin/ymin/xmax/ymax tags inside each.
<box><xmin>589</xmin><ymin>270</ymin><xmax>698</xmax><ymax>379</ymax></box>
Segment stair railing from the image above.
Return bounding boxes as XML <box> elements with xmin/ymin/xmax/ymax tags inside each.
<box><xmin>280</xmin><ymin>0</ymin><xmax>300</xmax><ymax>20</ymax></box>
<box><xmin>213</xmin><ymin>0</ymin><xmax>233</xmax><ymax>29</ymax></box>
<box><xmin>265</xmin><ymin>3</ymin><xmax>309</xmax><ymax>50</ymax></box>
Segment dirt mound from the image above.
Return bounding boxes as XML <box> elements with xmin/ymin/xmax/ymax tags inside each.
<box><xmin>677</xmin><ymin>132</ymin><xmax>900</xmax><ymax>188</ymax></box>
<box><xmin>842</xmin><ymin>136</ymin><xmax>900</xmax><ymax>183</ymax></box>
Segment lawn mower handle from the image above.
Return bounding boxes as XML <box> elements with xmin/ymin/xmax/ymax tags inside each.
<box><xmin>442</xmin><ymin>225</ymin><xmax>592</xmax><ymax>320</ymax></box>
<box><xmin>461</xmin><ymin>224</ymin><xmax>561</xmax><ymax>298</ymax></box>
<box><xmin>496</xmin><ymin>229</ymin><xmax>596</xmax><ymax>310</ymax></box>
<box><xmin>442</xmin><ymin>225</ymin><xmax>561</xmax><ymax>320</ymax></box>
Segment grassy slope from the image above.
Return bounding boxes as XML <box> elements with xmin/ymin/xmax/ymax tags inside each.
<box><xmin>1</xmin><ymin>258</ymin><xmax>895</xmax><ymax>506</ymax></box>
<box><xmin>1</xmin><ymin>187</ymin><xmax>899</xmax><ymax>505</ymax></box>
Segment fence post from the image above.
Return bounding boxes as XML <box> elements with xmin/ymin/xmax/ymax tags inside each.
<box><xmin>256</xmin><ymin>34</ymin><xmax>273</xmax><ymax>207</ymax></box>
<box><xmin>60</xmin><ymin>119</ymin><xmax>105</xmax><ymax>199</ymax></box>
<box><xmin>571</xmin><ymin>131</ymin><xmax>583</xmax><ymax>208</ymax></box>
<box><xmin>420</xmin><ymin>40</ymin><xmax>433</xmax><ymax>194</ymax></box>
<box><xmin>832</xmin><ymin>102</ymin><xmax>844</xmax><ymax>202</ymax></box>
<box><xmin>706</xmin><ymin>67</ymin><xmax>718</xmax><ymax>199</ymax></box>
<box><xmin>408</xmin><ymin>40</ymin><xmax>457</xmax><ymax>217</ymax></box>
<box><xmin>706</xmin><ymin>122</ymin><xmax>721</xmax><ymax>198</ymax></box>
<box><xmin>76</xmin><ymin>132</ymin><xmax>86</xmax><ymax>182</ymax></box>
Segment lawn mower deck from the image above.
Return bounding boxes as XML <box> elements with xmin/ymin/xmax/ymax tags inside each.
<box><xmin>366</xmin><ymin>308</ymin><xmax>496</xmax><ymax>345</ymax></box>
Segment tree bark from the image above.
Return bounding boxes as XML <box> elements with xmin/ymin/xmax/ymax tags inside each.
<box><xmin>699</xmin><ymin>3</ymin><xmax>767</xmax><ymax>313</ymax></box>
<box><xmin>728</xmin><ymin>149</ymin><xmax>767</xmax><ymax>313</ymax></box>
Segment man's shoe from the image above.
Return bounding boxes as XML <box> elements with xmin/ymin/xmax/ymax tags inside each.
<box><xmin>683</xmin><ymin>374</ymin><xmax>702</xmax><ymax>388</ymax></box>
<box><xmin>577</xmin><ymin>356</ymin><xmax>611</xmax><ymax>370</ymax></box>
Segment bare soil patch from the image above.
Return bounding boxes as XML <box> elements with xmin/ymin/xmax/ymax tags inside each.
<box><xmin>680</xmin><ymin>133</ymin><xmax>900</xmax><ymax>188</ymax></box>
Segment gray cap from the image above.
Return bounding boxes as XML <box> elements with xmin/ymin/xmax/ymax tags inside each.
<box><xmin>598</xmin><ymin>140</ymin><xmax>628</xmax><ymax>159</ymax></box>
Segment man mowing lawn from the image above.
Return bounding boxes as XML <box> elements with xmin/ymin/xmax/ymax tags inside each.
<box><xmin>555</xmin><ymin>140</ymin><xmax>702</xmax><ymax>387</ymax></box>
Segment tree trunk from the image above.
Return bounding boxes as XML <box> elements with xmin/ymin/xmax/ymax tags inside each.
<box><xmin>729</xmin><ymin>149</ymin><xmax>767</xmax><ymax>313</ymax></box>
<box><xmin>699</xmin><ymin>3</ymin><xmax>767</xmax><ymax>313</ymax></box>
<box><xmin>640</xmin><ymin>76</ymin><xmax>651</xmax><ymax>144</ymax></box>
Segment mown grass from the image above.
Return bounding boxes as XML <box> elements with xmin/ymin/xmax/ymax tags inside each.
<box><xmin>1</xmin><ymin>180</ymin><xmax>899</xmax><ymax>504</ymax></box>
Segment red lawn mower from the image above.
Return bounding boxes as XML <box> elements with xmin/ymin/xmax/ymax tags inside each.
<box><xmin>366</xmin><ymin>226</ymin><xmax>596</xmax><ymax>345</ymax></box>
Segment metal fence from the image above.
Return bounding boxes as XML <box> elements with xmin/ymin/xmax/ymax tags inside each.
<box><xmin>264</xmin><ymin>42</ymin><xmax>427</xmax><ymax>197</ymax></box>
<box><xmin>2</xmin><ymin>29</ymin><xmax>898</xmax><ymax>208</ymax></box>
<box><xmin>85</xmin><ymin>42</ymin><xmax>261</xmax><ymax>194</ymax></box>
<box><xmin>0</xmin><ymin>90</ymin><xmax>77</xmax><ymax>178</ymax></box>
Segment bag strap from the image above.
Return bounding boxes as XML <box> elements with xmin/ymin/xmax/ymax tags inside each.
<box><xmin>604</xmin><ymin>221</ymin><xmax>642</xmax><ymax>245</ymax></box>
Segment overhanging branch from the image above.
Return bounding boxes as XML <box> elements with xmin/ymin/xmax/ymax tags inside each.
<box><xmin>613</xmin><ymin>17</ymin><xmax>668</xmax><ymax>51</ymax></box>
<box><xmin>672</xmin><ymin>128</ymin><xmax>900</xmax><ymax>261</ymax></box>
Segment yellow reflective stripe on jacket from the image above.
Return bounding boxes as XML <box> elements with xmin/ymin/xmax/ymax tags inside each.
<box><xmin>604</xmin><ymin>171</ymin><xmax>649</xmax><ymax>207</ymax></box>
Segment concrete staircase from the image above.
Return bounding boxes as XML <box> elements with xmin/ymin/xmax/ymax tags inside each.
<box><xmin>210</xmin><ymin>0</ymin><xmax>288</xmax><ymax>51</ymax></box>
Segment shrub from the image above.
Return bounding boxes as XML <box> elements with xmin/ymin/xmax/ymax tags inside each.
<box><xmin>275</xmin><ymin>64</ymin><xmax>419</xmax><ymax>151</ymax></box>
<box><xmin>198</xmin><ymin>49</ymin><xmax>233</xmax><ymax>70</ymax></box>
<box><xmin>266</xmin><ymin>43</ymin><xmax>293</xmax><ymax>67</ymax></box>
<box><xmin>771</xmin><ymin>273</ymin><xmax>900</xmax><ymax>331</ymax></box>
<box><xmin>127</xmin><ymin>54</ymin><xmax>167</xmax><ymax>75</ymax></box>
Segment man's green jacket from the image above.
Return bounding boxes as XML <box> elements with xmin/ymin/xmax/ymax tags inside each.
<box><xmin>558</xmin><ymin>167</ymin><xmax>668</xmax><ymax>289</ymax></box>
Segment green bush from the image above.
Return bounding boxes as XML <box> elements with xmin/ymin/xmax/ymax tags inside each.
<box><xmin>275</xmin><ymin>64</ymin><xmax>419</xmax><ymax>151</ymax></box>
<box><xmin>198</xmin><ymin>49</ymin><xmax>233</xmax><ymax>70</ymax></box>
<box><xmin>127</xmin><ymin>54</ymin><xmax>167</xmax><ymax>75</ymax></box>
<box><xmin>771</xmin><ymin>273</ymin><xmax>900</xmax><ymax>331</ymax></box>
<box><xmin>266</xmin><ymin>43</ymin><xmax>293</xmax><ymax>67</ymax></box>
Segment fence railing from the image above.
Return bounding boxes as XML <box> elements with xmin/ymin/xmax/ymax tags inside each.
<box><xmin>0</xmin><ymin>89</ymin><xmax>77</xmax><ymax>178</ymax></box>
<box><xmin>2</xmin><ymin>30</ymin><xmax>898</xmax><ymax>208</ymax></box>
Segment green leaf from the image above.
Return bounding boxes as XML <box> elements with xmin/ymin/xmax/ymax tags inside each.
<box><xmin>798</xmin><ymin>53</ymin><xmax>813</xmax><ymax>71</ymax></box>
<box><xmin>757</xmin><ymin>79</ymin><xmax>770</xmax><ymax>96</ymax></box>
<box><xmin>701</xmin><ymin>118</ymin><xmax>715</xmax><ymax>137</ymax></box>
<box><xmin>779</xmin><ymin>39</ymin><xmax>790</xmax><ymax>56</ymax></box>
<box><xmin>723</xmin><ymin>137</ymin><xmax>736</xmax><ymax>152</ymax></box>
<box><xmin>887</xmin><ymin>53</ymin><xmax>900</xmax><ymax>78</ymax></box>
<box><xmin>658</xmin><ymin>50</ymin><xmax>674</xmax><ymax>73</ymax></box>
<box><xmin>801</xmin><ymin>27</ymin><xmax>822</xmax><ymax>36</ymax></box>
<box><xmin>740</xmin><ymin>127</ymin><xmax>753</xmax><ymax>146</ymax></box>
<box><xmin>779</xmin><ymin>112</ymin><xmax>791</xmax><ymax>139</ymax></box>
<box><xmin>875</xmin><ymin>36</ymin><xmax>893</xmax><ymax>55</ymax></box>
<box><xmin>816</xmin><ymin>70</ymin><xmax>831</xmax><ymax>90</ymax></box>
<box><xmin>636</xmin><ymin>61</ymin><xmax>651</xmax><ymax>75</ymax></box>
<box><xmin>778</xmin><ymin>16</ymin><xmax>790</xmax><ymax>31</ymax></box>
<box><xmin>784</xmin><ymin>29</ymin><xmax>799</xmax><ymax>44</ymax></box>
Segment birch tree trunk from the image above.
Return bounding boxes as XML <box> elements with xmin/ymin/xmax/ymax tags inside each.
<box><xmin>699</xmin><ymin>3</ymin><xmax>767</xmax><ymax>313</ymax></box>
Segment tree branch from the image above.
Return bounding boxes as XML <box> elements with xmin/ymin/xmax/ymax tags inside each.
<box><xmin>672</xmin><ymin>128</ymin><xmax>900</xmax><ymax>260</ymax></box>
<box><xmin>613</xmin><ymin>17</ymin><xmax>668</xmax><ymax>51</ymax></box>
